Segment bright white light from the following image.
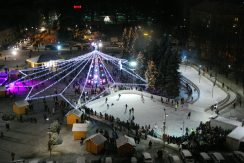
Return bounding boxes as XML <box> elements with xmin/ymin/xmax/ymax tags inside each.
<box><xmin>98</xmin><ymin>42</ymin><xmax>103</xmax><ymax>48</ymax></box>
<box><xmin>104</xmin><ymin>16</ymin><xmax>111</xmax><ymax>22</ymax></box>
<box><xmin>130</xmin><ymin>61</ymin><xmax>137</xmax><ymax>67</ymax></box>
<box><xmin>91</xmin><ymin>42</ymin><xmax>96</xmax><ymax>46</ymax></box>
<box><xmin>57</xmin><ymin>45</ymin><xmax>61</xmax><ymax>50</ymax></box>
<box><xmin>94</xmin><ymin>74</ymin><xmax>98</xmax><ymax>79</ymax></box>
<box><xmin>40</xmin><ymin>27</ymin><xmax>46</xmax><ymax>32</ymax></box>
<box><xmin>12</xmin><ymin>50</ymin><xmax>17</xmax><ymax>56</ymax></box>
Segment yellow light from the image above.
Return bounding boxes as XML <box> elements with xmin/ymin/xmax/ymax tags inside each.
<box><xmin>143</xmin><ymin>33</ymin><xmax>149</xmax><ymax>36</ymax></box>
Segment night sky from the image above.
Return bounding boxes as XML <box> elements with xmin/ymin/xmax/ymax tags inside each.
<box><xmin>0</xmin><ymin>0</ymin><xmax>243</xmax><ymax>28</ymax></box>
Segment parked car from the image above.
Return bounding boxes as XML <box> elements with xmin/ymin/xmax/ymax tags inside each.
<box><xmin>233</xmin><ymin>151</ymin><xmax>244</xmax><ymax>163</ymax></box>
<box><xmin>104</xmin><ymin>157</ymin><xmax>112</xmax><ymax>163</ymax></box>
<box><xmin>168</xmin><ymin>154</ymin><xmax>182</xmax><ymax>163</ymax></box>
<box><xmin>199</xmin><ymin>152</ymin><xmax>213</xmax><ymax>163</ymax></box>
<box><xmin>142</xmin><ymin>152</ymin><xmax>153</xmax><ymax>163</ymax></box>
<box><xmin>180</xmin><ymin>149</ymin><xmax>195</xmax><ymax>163</ymax></box>
<box><xmin>209</xmin><ymin>152</ymin><xmax>225</xmax><ymax>163</ymax></box>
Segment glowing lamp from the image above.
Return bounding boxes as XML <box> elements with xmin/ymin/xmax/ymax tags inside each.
<box><xmin>130</xmin><ymin>61</ymin><xmax>137</xmax><ymax>67</ymax></box>
<box><xmin>94</xmin><ymin>75</ymin><xmax>98</xmax><ymax>79</ymax></box>
<box><xmin>73</xmin><ymin>5</ymin><xmax>82</xmax><ymax>9</ymax></box>
<box><xmin>12</xmin><ymin>50</ymin><xmax>17</xmax><ymax>56</ymax></box>
<box><xmin>98</xmin><ymin>42</ymin><xmax>103</xmax><ymax>48</ymax></box>
<box><xmin>57</xmin><ymin>45</ymin><xmax>61</xmax><ymax>50</ymax></box>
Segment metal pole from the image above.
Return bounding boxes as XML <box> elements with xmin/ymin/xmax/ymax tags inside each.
<box><xmin>163</xmin><ymin>108</ymin><xmax>166</xmax><ymax>158</ymax></box>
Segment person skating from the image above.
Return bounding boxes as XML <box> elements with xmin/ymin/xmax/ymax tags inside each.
<box><xmin>105</xmin><ymin>97</ymin><xmax>108</xmax><ymax>103</ymax></box>
<box><xmin>187</xmin><ymin>112</ymin><xmax>191</xmax><ymax>119</ymax></box>
<box><xmin>131</xmin><ymin>107</ymin><xmax>134</xmax><ymax>113</ymax></box>
<box><xmin>149</xmin><ymin>140</ymin><xmax>152</xmax><ymax>148</ymax></box>
<box><xmin>11</xmin><ymin>152</ymin><xmax>15</xmax><ymax>161</ymax></box>
<box><xmin>5</xmin><ymin>123</ymin><xmax>10</xmax><ymax>131</ymax></box>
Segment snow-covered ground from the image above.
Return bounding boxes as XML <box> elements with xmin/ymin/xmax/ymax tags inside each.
<box><xmin>87</xmin><ymin>65</ymin><xmax>228</xmax><ymax>137</ymax></box>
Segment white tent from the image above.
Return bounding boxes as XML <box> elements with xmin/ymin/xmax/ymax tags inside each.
<box><xmin>226</xmin><ymin>126</ymin><xmax>244</xmax><ymax>150</ymax></box>
<box><xmin>84</xmin><ymin>133</ymin><xmax>107</xmax><ymax>145</ymax></box>
<box><xmin>210</xmin><ymin>116</ymin><xmax>241</xmax><ymax>130</ymax></box>
<box><xmin>72</xmin><ymin>123</ymin><xmax>88</xmax><ymax>132</ymax></box>
<box><xmin>116</xmin><ymin>135</ymin><xmax>136</xmax><ymax>148</ymax></box>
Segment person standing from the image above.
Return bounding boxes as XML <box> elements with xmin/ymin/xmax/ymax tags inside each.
<box><xmin>5</xmin><ymin>123</ymin><xmax>10</xmax><ymax>131</ymax></box>
<box><xmin>187</xmin><ymin>112</ymin><xmax>191</xmax><ymax>119</ymax></box>
<box><xmin>11</xmin><ymin>152</ymin><xmax>15</xmax><ymax>161</ymax></box>
<box><xmin>149</xmin><ymin>140</ymin><xmax>152</xmax><ymax>148</ymax></box>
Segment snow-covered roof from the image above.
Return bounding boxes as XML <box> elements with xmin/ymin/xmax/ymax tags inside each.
<box><xmin>72</xmin><ymin>123</ymin><xmax>88</xmax><ymax>132</ymax></box>
<box><xmin>26</xmin><ymin>56</ymin><xmax>40</xmax><ymax>63</ymax></box>
<box><xmin>15</xmin><ymin>100</ymin><xmax>29</xmax><ymax>107</ymax></box>
<box><xmin>84</xmin><ymin>133</ymin><xmax>107</xmax><ymax>145</ymax></box>
<box><xmin>26</xmin><ymin>54</ymin><xmax>61</xmax><ymax>63</ymax></box>
<box><xmin>76</xmin><ymin>157</ymin><xmax>86</xmax><ymax>163</ymax></box>
<box><xmin>227</xmin><ymin>126</ymin><xmax>244</xmax><ymax>141</ymax></box>
<box><xmin>0</xmin><ymin>86</ymin><xmax>6</xmax><ymax>91</ymax></box>
<box><xmin>142</xmin><ymin>152</ymin><xmax>152</xmax><ymax>159</ymax></box>
<box><xmin>210</xmin><ymin>116</ymin><xmax>241</xmax><ymax>130</ymax></box>
<box><xmin>66</xmin><ymin>109</ymin><xmax>83</xmax><ymax>117</ymax></box>
<box><xmin>116</xmin><ymin>135</ymin><xmax>136</xmax><ymax>148</ymax></box>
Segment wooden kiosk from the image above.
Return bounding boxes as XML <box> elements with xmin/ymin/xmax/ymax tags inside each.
<box><xmin>66</xmin><ymin>109</ymin><xmax>83</xmax><ymax>125</ymax></box>
<box><xmin>13</xmin><ymin>100</ymin><xmax>29</xmax><ymax>115</ymax></box>
<box><xmin>116</xmin><ymin>135</ymin><xmax>136</xmax><ymax>155</ymax></box>
<box><xmin>72</xmin><ymin>123</ymin><xmax>88</xmax><ymax>140</ymax></box>
<box><xmin>84</xmin><ymin>133</ymin><xmax>107</xmax><ymax>154</ymax></box>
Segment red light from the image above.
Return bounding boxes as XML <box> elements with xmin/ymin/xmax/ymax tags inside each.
<box><xmin>73</xmin><ymin>5</ymin><xmax>82</xmax><ymax>9</ymax></box>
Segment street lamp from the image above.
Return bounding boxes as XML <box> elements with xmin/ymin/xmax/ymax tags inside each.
<box><xmin>130</xmin><ymin>61</ymin><xmax>137</xmax><ymax>67</ymax></box>
<box><xmin>199</xmin><ymin>65</ymin><xmax>202</xmax><ymax>83</ymax></box>
<box><xmin>130</xmin><ymin>61</ymin><xmax>137</xmax><ymax>85</ymax></box>
<box><xmin>162</xmin><ymin>108</ymin><xmax>168</xmax><ymax>158</ymax></box>
<box><xmin>98</xmin><ymin>42</ymin><xmax>103</xmax><ymax>51</ymax></box>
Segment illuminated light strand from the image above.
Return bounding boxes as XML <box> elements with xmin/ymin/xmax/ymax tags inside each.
<box><xmin>30</xmin><ymin>54</ymin><xmax>93</xmax><ymax>97</ymax></box>
<box><xmin>28</xmin><ymin>94</ymin><xmax>60</xmax><ymax>100</ymax></box>
<box><xmin>114</xmin><ymin>82</ymin><xmax>147</xmax><ymax>86</ymax></box>
<box><xmin>83</xmin><ymin>83</ymin><xmax>116</xmax><ymax>106</ymax></box>
<box><xmin>99</xmin><ymin>56</ymin><xmax>115</xmax><ymax>84</ymax></box>
<box><xmin>61</xmin><ymin>55</ymin><xmax>94</xmax><ymax>94</ymax></box>
<box><xmin>60</xmin><ymin>94</ymin><xmax>76</xmax><ymax>109</ymax></box>
<box><xmin>26</xmin><ymin>52</ymin><xmax>94</xmax><ymax>102</ymax></box>
<box><xmin>30</xmin><ymin>58</ymin><xmax>91</xmax><ymax>98</ymax></box>
<box><xmin>30</xmin><ymin>60</ymin><xmax>82</xmax><ymax>87</ymax></box>
<box><xmin>9</xmin><ymin>61</ymin><xmax>78</xmax><ymax>88</ymax></box>
<box><xmin>78</xmin><ymin>53</ymin><xmax>96</xmax><ymax>103</ymax></box>
<box><xmin>9</xmin><ymin>60</ymin><xmax>79</xmax><ymax>87</ymax></box>
<box><xmin>107</xmin><ymin>58</ymin><xmax>147</xmax><ymax>83</ymax></box>
<box><xmin>18</xmin><ymin>50</ymin><xmax>147</xmax><ymax>109</ymax></box>
<box><xmin>25</xmin><ymin>87</ymin><xmax>34</xmax><ymax>100</ymax></box>
<box><xmin>119</xmin><ymin>63</ymin><xmax>147</xmax><ymax>82</ymax></box>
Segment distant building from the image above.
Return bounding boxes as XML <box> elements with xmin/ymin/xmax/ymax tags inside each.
<box><xmin>84</xmin><ymin>133</ymin><xmax>107</xmax><ymax>154</ymax></box>
<box><xmin>116</xmin><ymin>135</ymin><xmax>136</xmax><ymax>155</ymax></box>
<box><xmin>66</xmin><ymin>109</ymin><xmax>83</xmax><ymax>125</ymax></box>
<box><xmin>72</xmin><ymin>123</ymin><xmax>88</xmax><ymax>140</ymax></box>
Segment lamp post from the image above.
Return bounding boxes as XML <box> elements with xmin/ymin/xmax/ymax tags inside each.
<box><xmin>12</xmin><ymin>48</ymin><xmax>18</xmax><ymax>60</ymax></box>
<box><xmin>199</xmin><ymin>65</ymin><xmax>202</xmax><ymax>83</ymax></box>
<box><xmin>212</xmin><ymin>73</ymin><xmax>217</xmax><ymax>98</ymax></box>
<box><xmin>162</xmin><ymin>108</ymin><xmax>168</xmax><ymax>158</ymax></box>
<box><xmin>98</xmin><ymin>42</ymin><xmax>103</xmax><ymax>51</ymax></box>
<box><xmin>130</xmin><ymin>61</ymin><xmax>137</xmax><ymax>85</ymax></box>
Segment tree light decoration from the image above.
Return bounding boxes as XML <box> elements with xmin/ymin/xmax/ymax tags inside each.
<box><xmin>9</xmin><ymin>50</ymin><xmax>147</xmax><ymax>109</ymax></box>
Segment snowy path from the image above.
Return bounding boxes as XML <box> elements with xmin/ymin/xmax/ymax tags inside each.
<box><xmin>86</xmin><ymin>65</ymin><xmax>228</xmax><ymax>137</ymax></box>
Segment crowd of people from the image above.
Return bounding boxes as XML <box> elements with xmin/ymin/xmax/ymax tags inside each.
<box><xmin>160</xmin><ymin>121</ymin><xmax>231</xmax><ymax>151</ymax></box>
